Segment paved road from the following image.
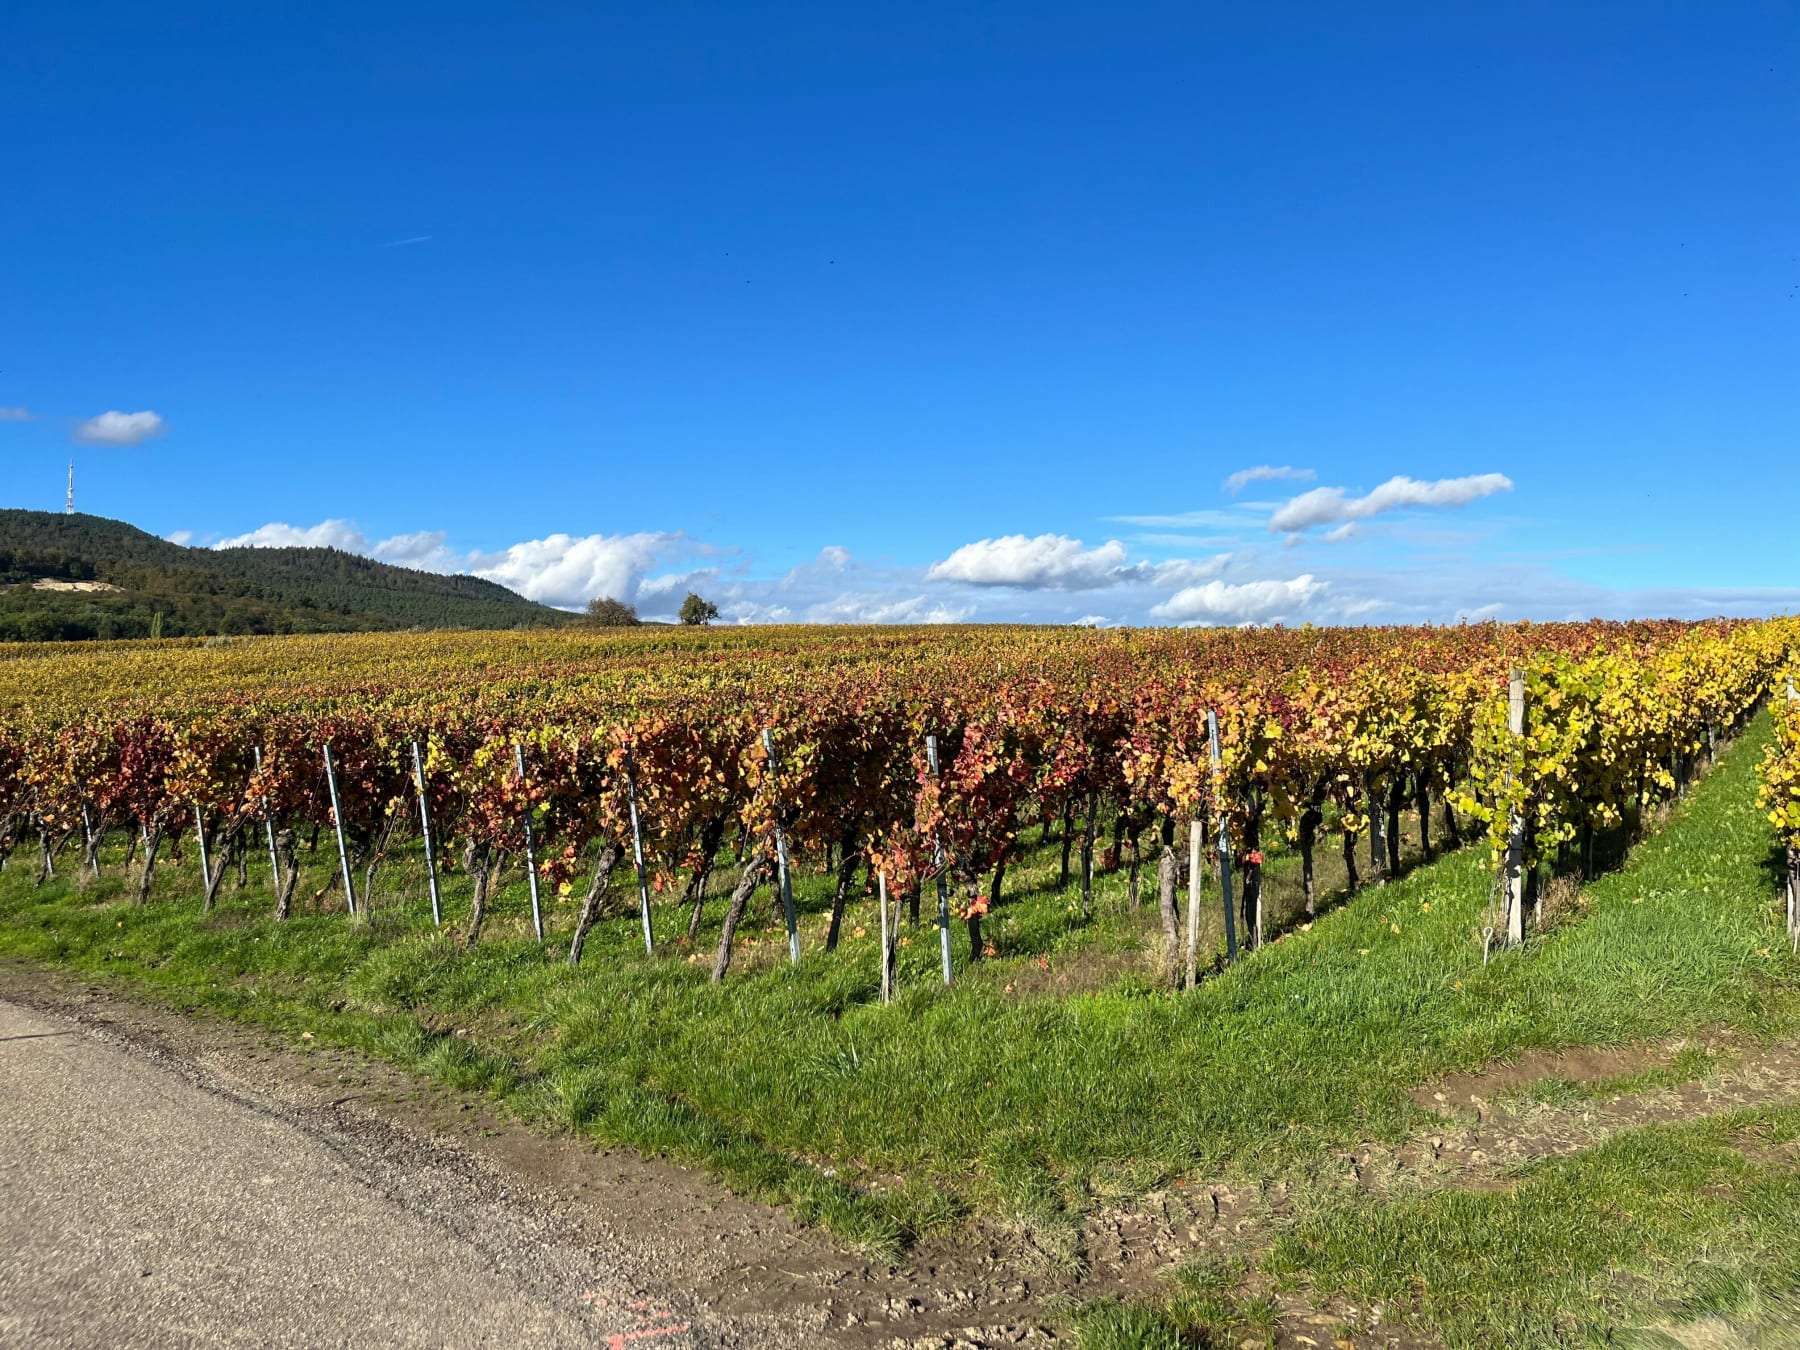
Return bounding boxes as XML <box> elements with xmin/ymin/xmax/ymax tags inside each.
<box><xmin>0</xmin><ymin>997</ymin><xmax>703</xmax><ymax>1349</ymax></box>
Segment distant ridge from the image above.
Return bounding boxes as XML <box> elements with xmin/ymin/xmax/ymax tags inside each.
<box><xmin>0</xmin><ymin>509</ymin><xmax>577</xmax><ymax>641</ymax></box>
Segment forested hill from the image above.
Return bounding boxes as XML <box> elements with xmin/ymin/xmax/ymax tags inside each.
<box><xmin>0</xmin><ymin>510</ymin><xmax>576</xmax><ymax>641</ymax></box>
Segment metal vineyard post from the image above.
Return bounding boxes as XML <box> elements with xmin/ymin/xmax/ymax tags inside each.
<box><xmin>1185</xmin><ymin>817</ymin><xmax>1202</xmax><ymax>989</ymax></box>
<box><xmin>624</xmin><ymin>751</ymin><xmax>654</xmax><ymax>956</ymax></box>
<box><xmin>1501</xmin><ymin>671</ymin><xmax>1528</xmax><ymax>947</ymax></box>
<box><xmin>1208</xmin><ymin>709</ymin><xmax>1236</xmax><ymax>963</ymax></box>
<box><xmin>926</xmin><ymin>734</ymin><xmax>952</xmax><ymax>986</ymax></box>
<box><xmin>254</xmin><ymin>746</ymin><xmax>281</xmax><ymax>893</ymax></box>
<box><xmin>762</xmin><ymin>728</ymin><xmax>800</xmax><ymax>964</ymax></box>
<box><xmin>514</xmin><ymin>742</ymin><xmax>543</xmax><ymax>941</ymax></box>
<box><xmin>410</xmin><ymin>741</ymin><xmax>441</xmax><ymax>926</ymax></box>
<box><xmin>192</xmin><ymin>804</ymin><xmax>210</xmax><ymax>901</ymax></box>
<box><xmin>321</xmin><ymin>742</ymin><xmax>357</xmax><ymax>916</ymax></box>
<box><xmin>878</xmin><ymin>869</ymin><xmax>892</xmax><ymax>1004</ymax></box>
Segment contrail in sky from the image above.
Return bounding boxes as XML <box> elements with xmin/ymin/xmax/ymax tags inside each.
<box><xmin>383</xmin><ymin>235</ymin><xmax>432</xmax><ymax>247</ymax></box>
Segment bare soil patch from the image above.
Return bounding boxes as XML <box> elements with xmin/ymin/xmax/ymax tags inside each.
<box><xmin>1399</xmin><ymin>1032</ymin><xmax>1800</xmax><ymax>1189</ymax></box>
<box><xmin>29</xmin><ymin>577</ymin><xmax>122</xmax><ymax>593</ymax></box>
<box><xmin>1411</xmin><ymin>1040</ymin><xmax>1673</xmax><ymax>1112</ymax></box>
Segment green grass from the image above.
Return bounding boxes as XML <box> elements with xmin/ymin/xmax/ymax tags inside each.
<box><xmin>1267</xmin><ymin>1106</ymin><xmax>1800</xmax><ymax>1348</ymax></box>
<box><xmin>1080</xmin><ymin>1107</ymin><xmax>1800</xmax><ymax>1349</ymax></box>
<box><xmin>2</xmin><ymin>713</ymin><xmax>1796</xmax><ymax>1332</ymax></box>
<box><xmin>1073</xmin><ymin>1258</ymin><xmax>1281</xmax><ymax>1349</ymax></box>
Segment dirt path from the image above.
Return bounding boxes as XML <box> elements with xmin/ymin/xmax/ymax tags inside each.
<box><xmin>9</xmin><ymin>953</ymin><xmax>1789</xmax><ymax>1350</ymax></box>
<box><xmin>0</xmin><ymin>960</ymin><xmax>1073</xmax><ymax>1348</ymax></box>
<box><xmin>2</xmin><ymin>994</ymin><xmax>689</xmax><ymax>1349</ymax></box>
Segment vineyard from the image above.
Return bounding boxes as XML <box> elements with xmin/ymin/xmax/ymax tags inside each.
<box><xmin>6</xmin><ymin>618</ymin><xmax>1800</xmax><ymax>1344</ymax></box>
<box><xmin>3</xmin><ymin>619</ymin><xmax>1798</xmax><ymax>983</ymax></box>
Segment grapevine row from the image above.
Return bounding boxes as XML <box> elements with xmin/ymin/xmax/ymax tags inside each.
<box><xmin>2</xmin><ymin>618</ymin><xmax>1794</xmax><ymax>981</ymax></box>
<box><xmin>1762</xmin><ymin>666</ymin><xmax>1800</xmax><ymax>945</ymax></box>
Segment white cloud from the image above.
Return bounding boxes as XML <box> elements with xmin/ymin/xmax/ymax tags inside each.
<box><xmin>803</xmin><ymin>593</ymin><xmax>974</xmax><ymax>624</ymax></box>
<box><xmin>372</xmin><ymin>530</ymin><xmax>457</xmax><ymax>570</ymax></box>
<box><xmin>636</xmin><ymin>567</ymin><xmax>736</xmax><ymax>622</ymax></box>
<box><xmin>203</xmin><ymin>520</ymin><xmax>1266</xmax><ymax>624</ymax></box>
<box><xmin>1151</xmin><ymin>575</ymin><xmax>1327</xmax><ymax>625</ymax></box>
<box><xmin>0</xmin><ymin>407</ymin><xmax>33</xmax><ymax>422</ymax></box>
<box><xmin>766</xmin><ymin>547</ymin><xmax>860</xmax><ymax>593</ymax></box>
<box><xmin>1269</xmin><ymin>473</ymin><xmax>1512</xmax><ymax>535</ymax></box>
<box><xmin>926</xmin><ymin>534</ymin><xmax>1134</xmax><ymax>590</ymax></box>
<box><xmin>1224</xmin><ymin>464</ymin><xmax>1314</xmax><ymax>495</ymax></box>
<box><xmin>164</xmin><ymin>530</ymin><xmax>195</xmax><ymax>547</ymax></box>
<box><xmin>1073</xmin><ymin>615</ymin><xmax>1107</xmax><ymax>627</ymax></box>
<box><xmin>722</xmin><ymin>600</ymin><xmax>793</xmax><ymax>623</ymax></box>
<box><xmin>1323</xmin><ymin>523</ymin><xmax>1358</xmax><ymax>543</ymax></box>
<box><xmin>1299</xmin><ymin>559</ymin><xmax>1800</xmax><ymax>627</ymax></box>
<box><xmin>1147</xmin><ymin>554</ymin><xmax>1236</xmax><ymax>588</ymax></box>
<box><xmin>75</xmin><ymin>410</ymin><xmax>166</xmax><ymax>445</ymax></box>
<box><xmin>216</xmin><ymin>519</ymin><xmax>369</xmax><ymax>551</ymax></box>
<box><xmin>189</xmin><ymin>487</ymin><xmax>1800</xmax><ymax>631</ymax></box>
<box><xmin>464</xmin><ymin>532</ymin><xmax>680</xmax><ymax>610</ymax></box>
<box><xmin>718</xmin><ymin>588</ymin><xmax>973</xmax><ymax>625</ymax></box>
<box><xmin>212</xmin><ymin>519</ymin><xmax>689</xmax><ymax>610</ymax></box>
<box><xmin>637</xmin><ymin>567</ymin><xmax>722</xmax><ymax>601</ymax></box>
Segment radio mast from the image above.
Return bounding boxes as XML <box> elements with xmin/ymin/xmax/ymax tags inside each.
<box><xmin>65</xmin><ymin>461</ymin><xmax>75</xmax><ymax>515</ymax></box>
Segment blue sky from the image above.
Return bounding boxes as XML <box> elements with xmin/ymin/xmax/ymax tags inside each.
<box><xmin>4</xmin><ymin>2</ymin><xmax>1796</xmax><ymax>624</ymax></box>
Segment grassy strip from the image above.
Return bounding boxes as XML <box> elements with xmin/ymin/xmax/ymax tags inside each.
<box><xmin>1073</xmin><ymin>1107</ymin><xmax>1800</xmax><ymax>1349</ymax></box>
<box><xmin>1266</xmin><ymin>1105</ymin><xmax>1800</xmax><ymax>1347</ymax></box>
<box><xmin>1072</xmin><ymin>1260</ymin><xmax>1282</xmax><ymax>1349</ymax></box>
<box><xmin>0</xmin><ymin>713</ymin><xmax>1793</xmax><ymax>1265</ymax></box>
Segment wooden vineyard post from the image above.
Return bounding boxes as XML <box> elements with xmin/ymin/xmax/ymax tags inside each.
<box><xmin>255</xmin><ymin>747</ymin><xmax>282</xmax><ymax>894</ymax></box>
<box><xmin>623</xmin><ymin>751</ymin><xmax>655</xmax><ymax>956</ymax></box>
<box><xmin>513</xmin><ymin>743</ymin><xmax>544</xmax><ymax>941</ymax></box>
<box><xmin>1185</xmin><ymin>816</ymin><xmax>1202</xmax><ymax>990</ymax></box>
<box><xmin>926</xmin><ymin>734</ymin><xmax>953</xmax><ymax>986</ymax></box>
<box><xmin>1501</xmin><ymin>671</ymin><xmax>1528</xmax><ymax>948</ymax></box>
<box><xmin>1208</xmin><ymin>710</ymin><xmax>1237</xmax><ymax>963</ymax></box>
<box><xmin>410</xmin><ymin>741</ymin><xmax>441</xmax><ymax>926</ymax></box>
<box><xmin>321</xmin><ymin>743</ymin><xmax>358</xmax><ymax>916</ymax></box>
<box><xmin>762</xmin><ymin>728</ymin><xmax>800</xmax><ymax>965</ymax></box>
